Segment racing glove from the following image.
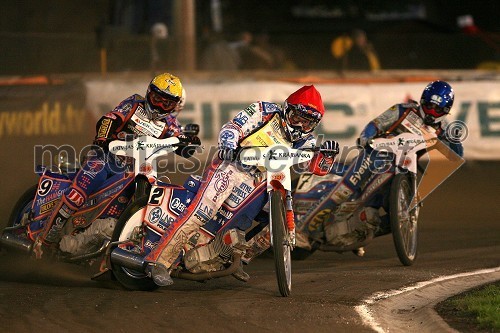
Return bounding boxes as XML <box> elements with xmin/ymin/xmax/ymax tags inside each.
<box><xmin>182</xmin><ymin>123</ymin><xmax>200</xmax><ymax>136</ymax></box>
<box><xmin>320</xmin><ymin>140</ymin><xmax>340</xmax><ymax>157</ymax></box>
<box><xmin>217</xmin><ymin>127</ymin><xmax>239</xmax><ymax>161</ymax></box>
<box><xmin>93</xmin><ymin>115</ymin><xmax>122</xmax><ymax>150</ymax></box>
<box><xmin>175</xmin><ymin>134</ymin><xmax>201</xmax><ymax>158</ymax></box>
<box><xmin>218</xmin><ymin>146</ymin><xmax>237</xmax><ymax>161</ymax></box>
<box><xmin>308</xmin><ymin>140</ymin><xmax>339</xmax><ymax>176</ymax></box>
<box><xmin>357</xmin><ymin>122</ymin><xmax>378</xmax><ymax>148</ymax></box>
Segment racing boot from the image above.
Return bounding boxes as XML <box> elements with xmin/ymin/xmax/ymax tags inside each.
<box><xmin>33</xmin><ymin>189</ymin><xmax>85</xmax><ymax>259</ymax></box>
<box><xmin>232</xmin><ymin>264</ymin><xmax>250</xmax><ymax>282</ymax></box>
<box><xmin>145</xmin><ymin>262</ymin><xmax>173</xmax><ymax>286</ymax></box>
<box><xmin>59</xmin><ymin>218</ymin><xmax>117</xmax><ymax>255</ymax></box>
<box><xmin>182</xmin><ymin>229</ymin><xmax>251</xmax><ymax>282</ymax></box>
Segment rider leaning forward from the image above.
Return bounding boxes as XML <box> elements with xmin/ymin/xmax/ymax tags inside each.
<box><xmin>33</xmin><ymin>72</ymin><xmax>199</xmax><ymax>258</ymax></box>
<box><xmin>144</xmin><ymin>85</ymin><xmax>339</xmax><ymax>286</ymax></box>
<box><xmin>304</xmin><ymin>80</ymin><xmax>464</xmax><ymax>247</ymax></box>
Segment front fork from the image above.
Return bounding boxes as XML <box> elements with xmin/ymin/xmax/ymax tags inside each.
<box><xmin>410</xmin><ymin>173</ymin><xmax>421</xmax><ymax>224</ymax></box>
<box><xmin>284</xmin><ymin>190</ymin><xmax>296</xmax><ymax>247</ymax></box>
<box><xmin>269</xmin><ymin>188</ymin><xmax>296</xmax><ymax>247</ymax></box>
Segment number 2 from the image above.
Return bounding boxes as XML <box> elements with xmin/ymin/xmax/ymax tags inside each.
<box><xmin>149</xmin><ymin>187</ymin><xmax>165</xmax><ymax>205</ymax></box>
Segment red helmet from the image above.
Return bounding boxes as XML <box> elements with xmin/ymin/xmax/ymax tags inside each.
<box><xmin>283</xmin><ymin>85</ymin><xmax>325</xmax><ymax>141</ymax></box>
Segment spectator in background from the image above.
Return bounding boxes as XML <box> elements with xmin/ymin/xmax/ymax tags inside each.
<box><xmin>245</xmin><ymin>32</ymin><xmax>291</xmax><ymax>70</ymax></box>
<box><xmin>457</xmin><ymin>15</ymin><xmax>500</xmax><ymax>70</ymax></box>
<box><xmin>228</xmin><ymin>31</ymin><xmax>254</xmax><ymax>69</ymax></box>
<box><xmin>231</xmin><ymin>31</ymin><xmax>293</xmax><ymax>70</ymax></box>
<box><xmin>150</xmin><ymin>22</ymin><xmax>168</xmax><ymax>73</ymax></box>
<box><xmin>200</xmin><ymin>30</ymin><xmax>293</xmax><ymax>71</ymax></box>
<box><xmin>331</xmin><ymin>29</ymin><xmax>381</xmax><ymax>72</ymax></box>
<box><xmin>200</xmin><ymin>32</ymin><xmax>240</xmax><ymax>70</ymax></box>
<box><xmin>239</xmin><ymin>32</ymin><xmax>275</xmax><ymax>69</ymax></box>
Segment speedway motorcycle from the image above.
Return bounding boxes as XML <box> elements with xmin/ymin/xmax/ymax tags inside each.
<box><xmin>293</xmin><ymin>111</ymin><xmax>463</xmax><ymax>266</ymax></box>
<box><xmin>0</xmin><ymin>125</ymin><xmax>200</xmax><ymax>274</ymax></box>
<box><xmin>238</xmin><ymin>142</ymin><xmax>315</xmax><ymax>296</ymax></box>
<box><xmin>107</xmin><ymin>114</ymin><xmax>324</xmax><ymax>297</ymax></box>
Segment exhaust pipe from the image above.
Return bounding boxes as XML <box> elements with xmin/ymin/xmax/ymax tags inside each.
<box><xmin>0</xmin><ymin>232</ymin><xmax>33</xmax><ymax>253</ymax></box>
<box><xmin>110</xmin><ymin>247</ymin><xmax>244</xmax><ymax>281</ymax></box>
<box><xmin>63</xmin><ymin>240</ymin><xmax>110</xmax><ymax>263</ymax></box>
<box><xmin>110</xmin><ymin>247</ymin><xmax>146</xmax><ymax>271</ymax></box>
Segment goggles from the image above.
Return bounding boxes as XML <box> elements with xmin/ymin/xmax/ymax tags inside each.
<box><xmin>148</xmin><ymin>89</ymin><xmax>179</xmax><ymax>114</ymax></box>
<box><xmin>422</xmin><ymin>102</ymin><xmax>449</xmax><ymax>117</ymax></box>
<box><xmin>286</xmin><ymin>105</ymin><xmax>320</xmax><ymax>133</ymax></box>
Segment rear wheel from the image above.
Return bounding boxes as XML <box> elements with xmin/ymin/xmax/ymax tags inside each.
<box><xmin>0</xmin><ymin>185</ymin><xmax>37</xmax><ymax>253</ymax></box>
<box><xmin>110</xmin><ymin>196</ymin><xmax>158</xmax><ymax>291</ymax></box>
<box><xmin>270</xmin><ymin>190</ymin><xmax>292</xmax><ymax>297</ymax></box>
<box><xmin>390</xmin><ymin>174</ymin><xmax>418</xmax><ymax>266</ymax></box>
<box><xmin>8</xmin><ymin>185</ymin><xmax>37</xmax><ymax>229</ymax></box>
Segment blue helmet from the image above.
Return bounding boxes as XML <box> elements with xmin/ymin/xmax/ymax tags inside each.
<box><xmin>419</xmin><ymin>80</ymin><xmax>454</xmax><ymax>125</ymax></box>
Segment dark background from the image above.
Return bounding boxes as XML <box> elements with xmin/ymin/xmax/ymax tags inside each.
<box><xmin>0</xmin><ymin>0</ymin><xmax>498</xmax><ymax>74</ymax></box>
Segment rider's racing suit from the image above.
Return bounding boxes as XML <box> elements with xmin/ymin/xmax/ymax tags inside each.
<box><xmin>36</xmin><ymin>94</ymin><xmax>192</xmax><ymax>249</ymax></box>
<box><xmin>145</xmin><ymin>101</ymin><xmax>334</xmax><ymax>269</ymax></box>
<box><xmin>304</xmin><ymin>102</ymin><xmax>464</xmax><ymax>242</ymax></box>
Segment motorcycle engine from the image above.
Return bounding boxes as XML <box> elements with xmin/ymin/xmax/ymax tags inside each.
<box><xmin>184</xmin><ymin>229</ymin><xmax>247</xmax><ymax>274</ymax></box>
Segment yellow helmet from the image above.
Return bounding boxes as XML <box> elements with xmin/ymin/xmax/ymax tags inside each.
<box><xmin>145</xmin><ymin>72</ymin><xmax>184</xmax><ymax>119</ymax></box>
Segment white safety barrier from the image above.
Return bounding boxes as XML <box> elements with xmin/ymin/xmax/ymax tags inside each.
<box><xmin>85</xmin><ymin>79</ymin><xmax>500</xmax><ymax>160</ymax></box>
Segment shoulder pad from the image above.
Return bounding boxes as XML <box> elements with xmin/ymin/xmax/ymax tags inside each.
<box><xmin>241</xmin><ymin>103</ymin><xmax>260</xmax><ymax>117</ymax></box>
<box><xmin>132</xmin><ymin>94</ymin><xmax>146</xmax><ymax>102</ymax></box>
<box><xmin>112</xmin><ymin>95</ymin><xmax>142</xmax><ymax>117</ymax></box>
<box><xmin>261</xmin><ymin>102</ymin><xmax>282</xmax><ymax>115</ymax></box>
<box><xmin>400</xmin><ymin>101</ymin><xmax>419</xmax><ymax>109</ymax></box>
<box><xmin>119</xmin><ymin>94</ymin><xmax>142</xmax><ymax>104</ymax></box>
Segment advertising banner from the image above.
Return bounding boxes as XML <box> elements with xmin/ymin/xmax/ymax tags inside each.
<box><xmin>85</xmin><ymin>79</ymin><xmax>500</xmax><ymax>160</ymax></box>
<box><xmin>0</xmin><ymin>80</ymin><xmax>93</xmax><ymax>223</ymax></box>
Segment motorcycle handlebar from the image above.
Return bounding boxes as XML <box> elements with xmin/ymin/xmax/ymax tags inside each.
<box><xmin>181</xmin><ymin>123</ymin><xmax>200</xmax><ymax>136</ymax></box>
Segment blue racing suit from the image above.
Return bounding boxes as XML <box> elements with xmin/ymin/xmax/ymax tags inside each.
<box><xmin>38</xmin><ymin>94</ymin><xmax>186</xmax><ymax>245</ymax></box>
<box><xmin>304</xmin><ymin>102</ymin><xmax>464</xmax><ymax>231</ymax></box>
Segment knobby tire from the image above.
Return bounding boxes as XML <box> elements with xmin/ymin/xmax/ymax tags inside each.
<box><xmin>110</xmin><ymin>196</ymin><xmax>158</xmax><ymax>291</ymax></box>
<box><xmin>390</xmin><ymin>174</ymin><xmax>418</xmax><ymax>266</ymax></box>
<box><xmin>270</xmin><ymin>190</ymin><xmax>292</xmax><ymax>297</ymax></box>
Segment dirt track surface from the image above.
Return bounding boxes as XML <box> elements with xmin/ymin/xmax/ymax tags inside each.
<box><xmin>0</xmin><ymin>161</ymin><xmax>498</xmax><ymax>333</ymax></box>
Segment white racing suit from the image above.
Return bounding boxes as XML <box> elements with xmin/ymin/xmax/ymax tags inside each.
<box><xmin>145</xmin><ymin>102</ymin><xmax>331</xmax><ymax>268</ymax></box>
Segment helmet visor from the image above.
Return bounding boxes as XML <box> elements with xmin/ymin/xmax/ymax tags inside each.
<box><xmin>422</xmin><ymin>102</ymin><xmax>449</xmax><ymax>118</ymax></box>
<box><xmin>148</xmin><ymin>89</ymin><xmax>178</xmax><ymax>114</ymax></box>
<box><xmin>286</xmin><ymin>105</ymin><xmax>320</xmax><ymax>133</ymax></box>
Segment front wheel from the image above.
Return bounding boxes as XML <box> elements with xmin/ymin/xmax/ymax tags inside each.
<box><xmin>389</xmin><ymin>174</ymin><xmax>419</xmax><ymax>266</ymax></box>
<box><xmin>270</xmin><ymin>190</ymin><xmax>292</xmax><ymax>297</ymax></box>
<box><xmin>110</xmin><ymin>196</ymin><xmax>158</xmax><ymax>291</ymax></box>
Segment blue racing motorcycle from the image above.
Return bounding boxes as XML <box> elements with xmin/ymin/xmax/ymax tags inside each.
<box><xmin>0</xmin><ymin>126</ymin><xmax>200</xmax><ymax>284</ymax></box>
<box><xmin>293</xmin><ymin>111</ymin><xmax>464</xmax><ymax>266</ymax></box>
